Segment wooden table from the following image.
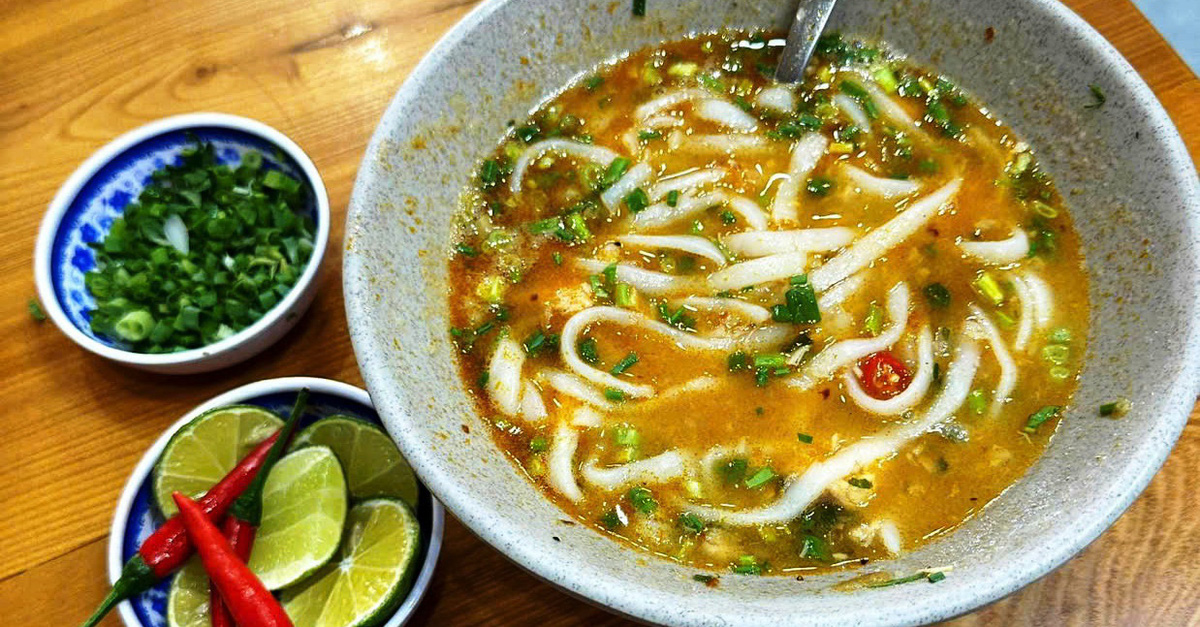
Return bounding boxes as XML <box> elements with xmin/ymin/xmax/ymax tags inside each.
<box><xmin>1</xmin><ymin>0</ymin><xmax>1196</xmax><ymax>624</ymax></box>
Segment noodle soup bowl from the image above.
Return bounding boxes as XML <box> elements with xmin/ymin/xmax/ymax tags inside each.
<box><xmin>345</xmin><ymin>0</ymin><xmax>1200</xmax><ymax>624</ymax></box>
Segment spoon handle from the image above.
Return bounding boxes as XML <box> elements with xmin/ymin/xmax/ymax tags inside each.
<box><xmin>775</xmin><ymin>0</ymin><xmax>839</xmax><ymax>84</ymax></box>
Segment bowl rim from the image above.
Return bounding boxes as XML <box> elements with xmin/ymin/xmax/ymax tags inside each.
<box><xmin>345</xmin><ymin>0</ymin><xmax>1200</xmax><ymax>624</ymax></box>
<box><xmin>107</xmin><ymin>376</ymin><xmax>445</xmax><ymax>627</ymax></box>
<box><xmin>32</xmin><ymin>112</ymin><xmax>331</xmax><ymax>368</ymax></box>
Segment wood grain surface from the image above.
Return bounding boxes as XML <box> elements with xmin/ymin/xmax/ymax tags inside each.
<box><xmin>0</xmin><ymin>0</ymin><xmax>1196</xmax><ymax>625</ymax></box>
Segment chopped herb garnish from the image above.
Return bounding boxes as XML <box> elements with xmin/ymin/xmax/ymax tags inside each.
<box><xmin>455</xmin><ymin>243</ymin><xmax>479</xmax><ymax>257</ymax></box>
<box><xmin>731</xmin><ymin>554</ymin><xmax>764</xmax><ymax>575</ymax></box>
<box><xmin>628</xmin><ymin>486</ymin><xmax>657</xmax><ymax>514</ymax></box>
<box><xmin>693</xmin><ymin>574</ymin><xmax>718</xmax><ymax>584</ymax></box>
<box><xmin>971</xmin><ymin>271</ymin><xmax>1005</xmax><ymax>306</ymax></box>
<box><xmin>771</xmin><ymin>275</ymin><xmax>820</xmax><ymax>324</ymax></box>
<box><xmin>753</xmin><ymin>353</ymin><xmax>787</xmax><ymax>369</ymax></box>
<box><xmin>848</xmin><ymin>477</ymin><xmax>873</xmax><ymax>489</ymax></box>
<box><xmin>840</xmin><ymin>80</ymin><xmax>879</xmax><ymax>119</ymax></box>
<box><xmin>698</xmin><ymin>74</ymin><xmax>726</xmax><ymax>93</ymax></box>
<box><xmin>552</xmin><ymin>251</ymin><xmax>563</xmax><ymax>265</ymax></box>
<box><xmin>1023</xmin><ymin>405</ymin><xmax>1061</xmax><ymax>433</ymax></box>
<box><xmin>867</xmin><ymin>570</ymin><xmax>947</xmax><ymax>587</ymax></box>
<box><xmin>624</xmin><ymin>188</ymin><xmax>650</xmax><ymax>214</ymax></box>
<box><xmin>529</xmin><ymin>436</ymin><xmax>549</xmax><ymax>452</ymax></box>
<box><xmin>799</xmin><ymin>534</ymin><xmax>831</xmax><ymax>561</ymax></box>
<box><xmin>680</xmin><ymin>512</ymin><xmax>707</xmax><ymax>534</ymax></box>
<box><xmin>666</xmin><ymin>189</ymin><xmax>680</xmax><ymax>207</ymax></box>
<box><xmin>604</xmin><ymin>388</ymin><xmax>626</xmax><ymax>402</ymax></box>
<box><xmin>578</xmin><ymin>337</ymin><xmax>600</xmax><ymax>364</ymax></box>
<box><xmin>744</xmin><ymin>467</ymin><xmax>776</xmax><ymax>489</ymax></box>
<box><xmin>1085</xmin><ymin>83</ymin><xmax>1106</xmax><ymax>109</ymax></box>
<box><xmin>638</xmin><ymin>130</ymin><xmax>663</xmax><ymax>141</ymax></box>
<box><xmin>584</xmin><ymin>75</ymin><xmax>605</xmax><ymax>92</ymax></box>
<box><xmin>600</xmin><ymin>157</ymin><xmax>631</xmax><ymax>188</ymax></box>
<box><xmin>806</xmin><ymin>177</ymin><xmax>834</xmax><ymax>196</ymax></box>
<box><xmin>479</xmin><ymin>159</ymin><xmax>503</xmax><ymax>187</ymax></box>
<box><xmin>720</xmin><ymin>210</ymin><xmax>737</xmax><ymax>225</ymax></box>
<box><xmin>923</xmin><ymin>282</ymin><xmax>951</xmax><ymax>308</ymax></box>
<box><xmin>614</xmin><ymin>282</ymin><xmax>636</xmax><ymax>308</ymax></box>
<box><xmin>1099</xmin><ymin>398</ymin><xmax>1131</xmax><ymax>417</ymax></box>
<box><xmin>967</xmin><ymin>388</ymin><xmax>987</xmax><ymax>415</ymax></box>
<box><xmin>657</xmin><ymin>303</ymin><xmax>696</xmax><ymax>331</ymax></box>
<box><xmin>927</xmin><ymin>571</ymin><xmax>947</xmax><ymax>583</ymax></box>
<box><xmin>522</xmin><ymin>328</ymin><xmax>560</xmax><ymax>357</ymax></box>
<box><xmin>797</xmin><ymin>432</ymin><xmax>814</xmax><ymax>444</ymax></box>
<box><xmin>28</xmin><ymin>298</ymin><xmax>47</xmax><ymax>322</ymax></box>
<box><xmin>610</xmin><ymin>351</ymin><xmax>640</xmax><ymax>375</ymax></box>
<box><xmin>754</xmin><ymin>366</ymin><xmax>770</xmax><ymax>387</ymax></box>
<box><xmin>727</xmin><ymin>351</ymin><xmax>750</xmax><ymax>372</ymax></box>
<box><xmin>718</xmin><ymin>458</ymin><xmax>749</xmax><ymax>484</ymax></box>
<box><xmin>631</xmin><ymin>0</ymin><xmax>646</xmax><ymax>17</ymax></box>
<box><xmin>600</xmin><ymin>508</ymin><xmax>624</xmax><ymax>530</ymax></box>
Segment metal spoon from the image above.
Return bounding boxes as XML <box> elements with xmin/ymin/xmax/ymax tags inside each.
<box><xmin>775</xmin><ymin>0</ymin><xmax>839</xmax><ymax>83</ymax></box>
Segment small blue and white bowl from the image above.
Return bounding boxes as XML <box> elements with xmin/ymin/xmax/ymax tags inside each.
<box><xmin>109</xmin><ymin>377</ymin><xmax>444</xmax><ymax>627</ymax></box>
<box><xmin>33</xmin><ymin>113</ymin><xmax>330</xmax><ymax>374</ymax></box>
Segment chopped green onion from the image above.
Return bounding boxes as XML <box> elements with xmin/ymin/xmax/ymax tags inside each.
<box><xmin>601</xmin><ymin>157</ymin><xmax>631</xmax><ymax>187</ymax></box>
<box><xmin>840</xmin><ymin>80</ymin><xmax>879</xmax><ymax>119</ymax></box>
<box><xmin>799</xmin><ymin>534</ymin><xmax>831</xmax><ymax>561</ymax></box>
<box><xmin>872</xmin><ymin>66</ymin><xmax>899</xmax><ymax>93</ymax></box>
<box><xmin>604</xmin><ymin>388</ymin><xmax>625</xmax><ymax>402</ymax></box>
<box><xmin>114</xmin><ymin>310</ymin><xmax>154</xmax><ymax>342</ymax></box>
<box><xmin>1049</xmin><ymin>365</ymin><xmax>1072</xmax><ymax>380</ymax></box>
<box><xmin>552</xmin><ymin>251</ymin><xmax>563</xmax><ymax>265</ymax></box>
<box><xmin>863</xmin><ymin>303</ymin><xmax>884</xmax><ymax>336</ymax></box>
<box><xmin>610</xmin><ymin>351</ymin><xmax>640</xmax><ymax>375</ymax></box>
<box><xmin>1048</xmin><ymin>327</ymin><xmax>1072</xmax><ymax>343</ymax></box>
<box><xmin>522</xmin><ymin>328</ymin><xmax>560</xmax><ymax>357</ymax></box>
<box><xmin>529</xmin><ymin>436</ymin><xmax>549</xmax><ymax>452</ymax></box>
<box><xmin>727</xmin><ymin>351</ymin><xmax>750</xmax><ymax>372</ymax></box>
<box><xmin>624</xmin><ymin>188</ymin><xmax>650</xmax><ymax>214</ymax></box>
<box><xmin>797</xmin><ymin>432</ymin><xmax>814</xmax><ymax>444</ymax></box>
<box><xmin>638</xmin><ymin>130</ymin><xmax>663</xmax><ymax>141</ymax></box>
<box><xmin>753</xmin><ymin>353</ymin><xmax>787</xmax><ymax>369</ymax></box>
<box><xmin>927</xmin><ymin>571</ymin><xmax>947</xmax><ymax>583</ymax></box>
<box><xmin>584</xmin><ymin>75</ymin><xmax>605</xmax><ymax>92</ymax></box>
<box><xmin>455</xmin><ymin>243</ymin><xmax>479</xmax><ymax>257</ymax></box>
<box><xmin>718</xmin><ymin>458</ymin><xmax>748</xmax><ymax>484</ymax></box>
<box><xmin>1099</xmin><ymin>398</ymin><xmax>1131</xmax><ymax>417</ymax></box>
<box><xmin>614</xmin><ymin>282</ymin><xmax>636</xmax><ymax>308</ymax></box>
<box><xmin>1023</xmin><ymin>405</ymin><xmax>1061</xmax><ymax>433</ymax></box>
<box><xmin>720</xmin><ymin>210</ymin><xmax>737</xmax><ymax>225</ymax></box>
<box><xmin>1030</xmin><ymin>200</ymin><xmax>1059</xmax><ymax>219</ymax></box>
<box><xmin>479</xmin><ymin>159</ymin><xmax>503</xmax><ymax>187</ymax></box>
<box><xmin>744</xmin><ymin>467</ymin><xmax>776</xmax><ymax>489</ymax></box>
<box><xmin>680</xmin><ymin>512</ymin><xmax>706</xmax><ymax>534</ymax></box>
<box><xmin>578</xmin><ymin>337</ymin><xmax>600</xmax><ymax>364</ymax></box>
<box><xmin>967</xmin><ymin>389</ymin><xmax>987</xmax><ymax>415</ymax></box>
<box><xmin>1041</xmin><ymin>344</ymin><xmax>1070</xmax><ymax>365</ymax></box>
<box><xmin>971</xmin><ymin>272</ymin><xmax>1005</xmax><ymax>306</ymax></box>
<box><xmin>628</xmin><ymin>486</ymin><xmax>657</xmax><ymax>514</ymax></box>
<box><xmin>923</xmin><ymin>282</ymin><xmax>951</xmax><ymax>308</ymax></box>
<box><xmin>631</xmin><ymin>0</ymin><xmax>646</xmax><ymax>17</ymax></box>
<box><xmin>28</xmin><ymin>298</ymin><xmax>47</xmax><ymax>322</ymax></box>
<box><xmin>731</xmin><ymin>554</ymin><xmax>764</xmax><ymax>575</ymax></box>
<box><xmin>771</xmin><ymin>275</ymin><xmax>821</xmax><ymax>324</ymax></box>
<box><xmin>806</xmin><ymin>177</ymin><xmax>834</xmax><ymax>196</ymax></box>
<box><xmin>566</xmin><ymin>212</ymin><xmax>592</xmax><ymax>241</ymax></box>
<box><xmin>657</xmin><ymin>303</ymin><xmax>696</xmax><ymax>331</ymax></box>
<box><xmin>698</xmin><ymin>74</ymin><xmax>725</xmax><ymax>93</ymax></box>
<box><xmin>666</xmin><ymin>189</ymin><xmax>680</xmax><ymax>207</ymax></box>
<box><xmin>600</xmin><ymin>508</ymin><xmax>624</xmax><ymax>530</ymax></box>
<box><xmin>1084</xmin><ymin>83</ymin><xmax>1106</xmax><ymax>109</ymax></box>
<box><xmin>612</xmin><ymin>425</ymin><xmax>641</xmax><ymax>447</ymax></box>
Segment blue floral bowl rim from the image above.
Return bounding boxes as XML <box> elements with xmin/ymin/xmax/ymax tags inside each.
<box><xmin>32</xmin><ymin>112</ymin><xmax>331</xmax><ymax>368</ymax></box>
<box><xmin>107</xmin><ymin>376</ymin><xmax>445</xmax><ymax>627</ymax></box>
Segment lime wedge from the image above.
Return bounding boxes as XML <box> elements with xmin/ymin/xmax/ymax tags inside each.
<box><xmin>247</xmin><ymin>446</ymin><xmax>348</xmax><ymax>590</ymax></box>
<box><xmin>291</xmin><ymin>415</ymin><xmax>418</xmax><ymax>507</ymax></box>
<box><xmin>154</xmin><ymin>405</ymin><xmax>284</xmax><ymax>518</ymax></box>
<box><xmin>282</xmin><ymin>499</ymin><xmax>421</xmax><ymax>627</ymax></box>
<box><xmin>165</xmin><ymin>557</ymin><xmax>209</xmax><ymax>627</ymax></box>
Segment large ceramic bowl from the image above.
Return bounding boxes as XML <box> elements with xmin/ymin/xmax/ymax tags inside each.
<box><xmin>344</xmin><ymin>0</ymin><xmax>1200</xmax><ymax>625</ymax></box>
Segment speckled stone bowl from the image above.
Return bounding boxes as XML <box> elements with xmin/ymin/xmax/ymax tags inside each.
<box><xmin>344</xmin><ymin>0</ymin><xmax>1200</xmax><ymax>624</ymax></box>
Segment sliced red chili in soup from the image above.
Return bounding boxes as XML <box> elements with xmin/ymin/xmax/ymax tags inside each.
<box><xmin>858</xmin><ymin>351</ymin><xmax>913</xmax><ymax>399</ymax></box>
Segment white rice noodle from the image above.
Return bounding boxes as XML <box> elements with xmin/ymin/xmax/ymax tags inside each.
<box><xmin>600</xmin><ymin>162</ymin><xmax>653</xmax><ymax>210</ymax></box>
<box><xmin>809</xmin><ymin>179</ymin><xmax>962</xmax><ymax>291</ymax></box>
<box><xmin>615</xmin><ymin>235</ymin><xmax>727</xmax><ymax>266</ymax></box>
<box><xmin>670</xmin><ymin>297</ymin><xmax>771</xmax><ymax>323</ymax></box>
<box><xmin>860</xmin><ymin>81</ymin><xmax>923</xmax><ymax>135</ymax></box>
<box><xmin>832</xmin><ymin>93</ymin><xmax>871</xmax><ymax>130</ymax></box>
<box><xmin>633</xmin><ymin>191</ymin><xmax>721</xmax><ymax>229</ymax></box>
<box><xmin>843</xmin><ymin>164</ymin><xmax>921</xmax><ymax>199</ymax></box>
<box><xmin>770</xmin><ymin>133</ymin><xmax>829</xmax><ymax>223</ymax></box>
<box><xmin>723</xmin><ymin>227</ymin><xmax>857</xmax><ymax>258</ymax></box>
<box><xmin>571</xmin><ymin>405</ymin><xmax>604</xmax><ymax>428</ymax></box>
<box><xmin>620</xmin><ymin>129</ymin><xmax>640</xmax><ymax>156</ymax></box>
<box><xmin>959</xmin><ymin>230</ymin><xmax>1030</xmax><ymax>265</ymax></box>
<box><xmin>694</xmin><ymin>99</ymin><xmax>759</xmax><ymax>131</ymax></box>
<box><xmin>723</xmin><ymin>193</ymin><xmax>771</xmax><ymax>231</ymax></box>
<box><xmin>547</xmin><ymin>423</ymin><xmax>583</xmax><ymax>502</ymax></box>
<box><xmin>647</xmin><ymin>168</ymin><xmax>727</xmax><ymax>201</ymax></box>
<box><xmin>519</xmin><ymin>381</ymin><xmax>547</xmax><ymax>422</ymax></box>
<box><xmin>817</xmin><ymin>272</ymin><xmax>867</xmax><ymax>312</ymax></box>
<box><xmin>1010</xmin><ymin>274</ymin><xmax>1036</xmax><ymax>352</ymax></box>
<box><xmin>643</xmin><ymin>113</ymin><xmax>684</xmax><ymax>129</ymax></box>
<box><xmin>682</xmin><ymin>134</ymin><xmax>774</xmax><ymax>155</ymax></box>
<box><xmin>707</xmin><ymin>252</ymin><xmax>808</xmax><ymax>291</ymax></box>
<box><xmin>755</xmin><ymin>85</ymin><xmax>797</xmax><ymax>114</ymax></box>
<box><xmin>576</xmin><ymin>259</ymin><xmax>700</xmax><ymax>296</ymax></box>
<box><xmin>843</xmin><ymin>325</ymin><xmax>934</xmax><ymax>415</ymax></box>
<box><xmin>581</xmin><ymin>450</ymin><xmax>688</xmax><ymax>491</ymax></box>
<box><xmin>690</xmin><ymin>336</ymin><xmax>980</xmax><ymax>525</ymax></box>
<box><xmin>789</xmin><ymin>282</ymin><xmax>910</xmax><ymax>392</ymax></box>
<box><xmin>485</xmin><ymin>336</ymin><xmax>525</xmax><ymax>415</ymax></box>
<box><xmin>879</xmin><ymin>520</ymin><xmax>902</xmax><ymax>555</ymax></box>
<box><xmin>539</xmin><ymin>369</ymin><xmax>614</xmax><ymax>408</ymax></box>
<box><xmin>509</xmin><ymin>139</ymin><xmax>621</xmax><ymax>194</ymax></box>
<box><xmin>1018</xmin><ymin>271</ymin><xmax>1054</xmax><ymax>332</ymax></box>
<box><xmin>559</xmin><ymin>307</ymin><xmax>793</xmax><ymax>397</ymax></box>
<box><xmin>634</xmin><ymin>88</ymin><xmax>711</xmax><ymax>120</ymax></box>
<box><xmin>967</xmin><ymin>305</ymin><xmax>1017</xmax><ymax>415</ymax></box>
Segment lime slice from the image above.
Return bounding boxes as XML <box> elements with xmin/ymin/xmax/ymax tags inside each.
<box><xmin>247</xmin><ymin>446</ymin><xmax>348</xmax><ymax>590</ymax></box>
<box><xmin>154</xmin><ymin>405</ymin><xmax>284</xmax><ymax>518</ymax></box>
<box><xmin>291</xmin><ymin>415</ymin><xmax>419</xmax><ymax>507</ymax></box>
<box><xmin>165</xmin><ymin>557</ymin><xmax>209</xmax><ymax>627</ymax></box>
<box><xmin>282</xmin><ymin>499</ymin><xmax>421</xmax><ymax>627</ymax></box>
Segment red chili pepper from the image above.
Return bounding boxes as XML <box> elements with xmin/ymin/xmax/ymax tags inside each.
<box><xmin>211</xmin><ymin>389</ymin><xmax>308</xmax><ymax>627</ymax></box>
<box><xmin>858</xmin><ymin>351</ymin><xmax>913</xmax><ymax>399</ymax></box>
<box><xmin>174</xmin><ymin>493</ymin><xmax>293</xmax><ymax>627</ymax></box>
<box><xmin>78</xmin><ymin>433</ymin><xmax>280</xmax><ymax>627</ymax></box>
